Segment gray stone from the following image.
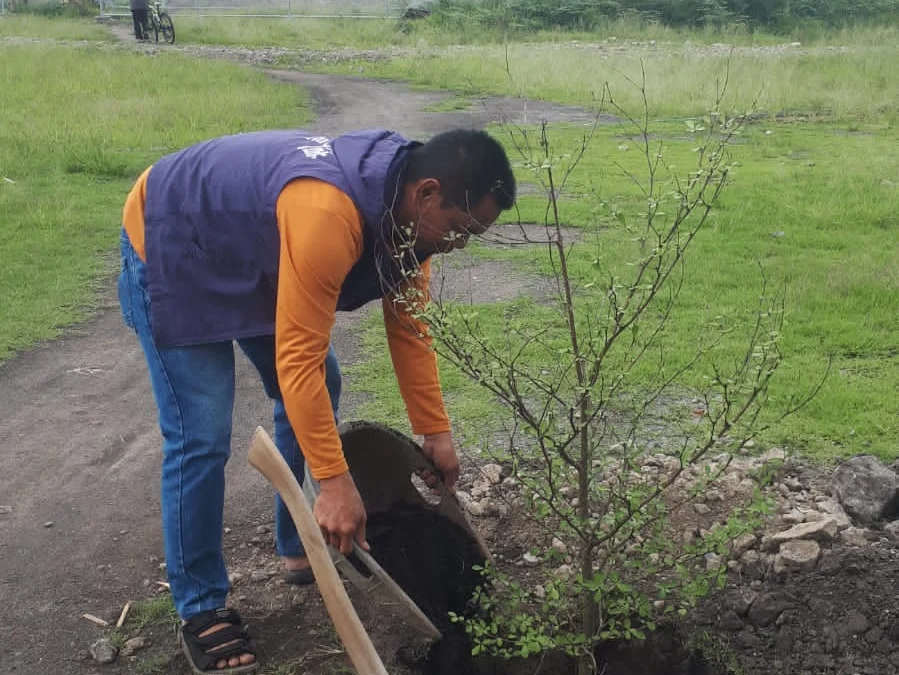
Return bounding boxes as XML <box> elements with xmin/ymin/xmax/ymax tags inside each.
<box><xmin>89</xmin><ymin>638</ymin><xmax>117</xmax><ymax>664</ymax></box>
<box><xmin>719</xmin><ymin>609</ymin><xmax>745</xmax><ymax>631</ymax></box>
<box><xmin>817</xmin><ymin>498</ymin><xmax>852</xmax><ymax>529</ymax></box>
<box><xmin>833</xmin><ymin>455</ymin><xmax>899</xmax><ymax>524</ymax></box>
<box><xmin>730</xmin><ymin>533</ymin><xmax>757</xmax><ymax>557</ymax></box>
<box><xmin>747</xmin><ymin>592</ymin><xmax>794</xmax><ymax>627</ymax></box>
<box><xmin>766</xmin><ymin>518</ymin><xmax>839</xmax><ymax>550</ymax></box>
<box><xmin>884</xmin><ymin>520</ymin><xmax>899</xmax><ymax>539</ymax></box>
<box><xmin>782</xmin><ymin>510</ymin><xmax>805</xmax><ymax>524</ymax></box>
<box><xmin>120</xmin><ymin>637</ymin><xmax>149</xmax><ymax>657</ymax></box>
<box><xmin>866</xmin><ymin>626</ymin><xmax>884</xmax><ymax>643</ymax></box>
<box><xmin>726</xmin><ymin>589</ymin><xmax>757</xmax><ymax>617</ymax></box>
<box><xmin>693</xmin><ymin>503</ymin><xmax>712</xmax><ymax>515</ymax></box>
<box><xmin>465</xmin><ymin>500</ymin><xmax>486</xmax><ymax>517</ymax></box>
<box><xmin>705</xmin><ymin>553</ymin><xmax>723</xmax><ymax>571</ymax></box>
<box><xmin>255</xmin><ymin>524</ymin><xmax>271</xmax><ymax>534</ymax></box>
<box><xmin>773</xmin><ymin>540</ymin><xmax>821</xmax><ymax>573</ymax></box>
<box><xmin>522</xmin><ymin>552</ymin><xmax>540</xmax><ymax>566</ymax></box>
<box><xmin>739</xmin><ymin>549</ymin><xmax>769</xmax><ymax>581</ymax></box>
<box><xmin>551</xmin><ymin>537</ymin><xmax>567</xmax><ymax>555</ymax></box>
<box><xmin>554</xmin><ymin>564</ymin><xmax>574</xmax><ymax>580</ymax></box>
<box><xmin>840</xmin><ymin>526</ymin><xmax>870</xmax><ymax>546</ymax></box>
<box><xmin>480</xmin><ymin>463</ymin><xmax>504</xmax><ymax>485</ymax></box>
<box><xmin>839</xmin><ymin>610</ymin><xmax>871</xmax><ymax>637</ymax></box>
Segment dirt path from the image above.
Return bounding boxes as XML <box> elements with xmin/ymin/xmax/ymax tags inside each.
<box><xmin>0</xmin><ymin>39</ymin><xmax>593</xmax><ymax>674</ymax></box>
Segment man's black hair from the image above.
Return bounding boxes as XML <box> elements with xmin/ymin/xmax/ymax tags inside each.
<box><xmin>404</xmin><ymin>129</ymin><xmax>516</xmax><ymax>211</ymax></box>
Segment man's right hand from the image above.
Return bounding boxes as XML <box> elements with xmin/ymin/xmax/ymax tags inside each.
<box><xmin>314</xmin><ymin>471</ymin><xmax>369</xmax><ymax>555</ymax></box>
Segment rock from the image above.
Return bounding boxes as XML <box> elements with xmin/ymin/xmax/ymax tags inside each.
<box><xmin>534</xmin><ymin>585</ymin><xmax>545</xmax><ymax>600</ymax></box>
<box><xmin>833</xmin><ymin>455</ymin><xmax>899</xmax><ymax>524</ymax></box>
<box><xmin>840</xmin><ymin>609</ymin><xmax>871</xmax><ymax>637</ymax></box>
<box><xmin>477</xmin><ymin>498</ymin><xmax>498</xmax><ymax>516</ymax></box>
<box><xmin>730</xmin><ymin>533</ymin><xmax>757</xmax><ymax>557</ymax></box>
<box><xmin>554</xmin><ymin>564</ymin><xmax>574</xmax><ymax>580</ymax></box>
<box><xmin>719</xmin><ymin>609</ymin><xmax>745</xmax><ymax>631</ymax></box>
<box><xmin>765</xmin><ymin>518</ymin><xmax>839</xmax><ymax>550</ymax></box>
<box><xmin>884</xmin><ymin>520</ymin><xmax>899</xmax><ymax>539</ymax></box>
<box><xmin>250</xmin><ymin>570</ymin><xmax>275</xmax><ymax>582</ymax></box>
<box><xmin>43</xmin><ymin>521</ymin><xmax>54</xmax><ymax>528</ymax></box>
<box><xmin>840</xmin><ymin>526</ymin><xmax>870</xmax><ymax>546</ymax></box>
<box><xmin>522</xmin><ymin>552</ymin><xmax>540</xmax><ymax>567</ymax></box>
<box><xmin>465</xmin><ymin>500</ymin><xmax>485</xmax><ymax>517</ymax></box>
<box><xmin>693</xmin><ymin>503</ymin><xmax>712</xmax><ymax>515</ymax></box>
<box><xmin>120</xmin><ymin>636</ymin><xmax>149</xmax><ymax>657</ymax></box>
<box><xmin>747</xmin><ymin>592</ymin><xmax>794</xmax><ymax>627</ymax></box>
<box><xmin>726</xmin><ymin>588</ymin><xmax>757</xmax><ymax>617</ymax></box>
<box><xmin>760</xmin><ymin>448</ymin><xmax>786</xmax><ymax>463</ymax></box>
<box><xmin>551</xmin><ymin>537</ymin><xmax>567</xmax><ymax>555</ymax></box>
<box><xmin>255</xmin><ymin>525</ymin><xmax>271</xmax><ymax>535</ymax></box>
<box><xmin>705</xmin><ymin>553</ymin><xmax>723</xmax><ymax>571</ymax></box>
<box><xmin>89</xmin><ymin>638</ymin><xmax>117</xmax><ymax>664</ymax></box>
<box><xmin>0</xmin><ymin>505</ymin><xmax>12</xmax><ymax>514</ymax></box>
<box><xmin>782</xmin><ymin>510</ymin><xmax>805</xmax><ymax>524</ymax></box>
<box><xmin>866</xmin><ymin>626</ymin><xmax>884</xmax><ymax>643</ymax></box>
<box><xmin>480</xmin><ymin>463</ymin><xmax>503</xmax><ymax>485</ymax></box>
<box><xmin>705</xmin><ymin>489</ymin><xmax>723</xmax><ymax>502</ymax></box>
<box><xmin>228</xmin><ymin>572</ymin><xmax>243</xmax><ymax>585</ymax></box>
<box><xmin>773</xmin><ymin>540</ymin><xmax>820</xmax><ymax>573</ymax></box>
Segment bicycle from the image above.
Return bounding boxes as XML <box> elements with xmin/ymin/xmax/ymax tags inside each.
<box><xmin>146</xmin><ymin>0</ymin><xmax>175</xmax><ymax>45</ymax></box>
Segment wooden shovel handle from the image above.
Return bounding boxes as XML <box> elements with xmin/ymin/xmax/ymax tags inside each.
<box><xmin>248</xmin><ymin>426</ymin><xmax>388</xmax><ymax>675</ymax></box>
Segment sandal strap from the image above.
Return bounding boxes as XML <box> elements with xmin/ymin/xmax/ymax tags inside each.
<box><xmin>194</xmin><ymin>625</ymin><xmax>247</xmax><ymax>651</ymax></box>
<box><xmin>183</xmin><ymin>607</ymin><xmax>245</xmax><ymax>637</ymax></box>
<box><xmin>181</xmin><ymin>608</ymin><xmax>255</xmax><ymax>672</ymax></box>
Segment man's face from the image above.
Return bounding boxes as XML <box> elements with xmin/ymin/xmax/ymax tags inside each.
<box><xmin>409</xmin><ymin>182</ymin><xmax>503</xmax><ymax>255</ymax></box>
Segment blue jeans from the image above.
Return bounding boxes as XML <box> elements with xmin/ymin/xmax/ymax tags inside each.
<box><xmin>117</xmin><ymin>230</ymin><xmax>341</xmax><ymax>619</ymax></box>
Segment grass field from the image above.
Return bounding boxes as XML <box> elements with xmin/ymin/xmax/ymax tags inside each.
<box><xmin>0</xmin><ymin>42</ymin><xmax>310</xmax><ymax>360</ymax></box>
<box><xmin>0</xmin><ymin>16</ymin><xmax>895</xmax><ymax>463</ymax></box>
<box><xmin>346</xmin><ymin>120</ymin><xmax>899</xmax><ymax>462</ymax></box>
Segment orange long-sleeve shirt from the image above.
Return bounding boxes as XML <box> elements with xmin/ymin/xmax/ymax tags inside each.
<box><xmin>123</xmin><ymin>171</ymin><xmax>450</xmax><ymax>479</ymax></box>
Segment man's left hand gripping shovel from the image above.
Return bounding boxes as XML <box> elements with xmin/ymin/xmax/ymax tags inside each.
<box><xmin>247</xmin><ymin>426</ymin><xmax>388</xmax><ymax>675</ymax></box>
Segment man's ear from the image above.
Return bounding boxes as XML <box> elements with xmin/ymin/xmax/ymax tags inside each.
<box><xmin>415</xmin><ymin>178</ymin><xmax>442</xmax><ymax>206</ymax></box>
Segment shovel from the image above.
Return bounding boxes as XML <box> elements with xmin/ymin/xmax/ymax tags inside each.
<box><xmin>249</xmin><ymin>425</ymin><xmax>466</xmax><ymax>674</ymax></box>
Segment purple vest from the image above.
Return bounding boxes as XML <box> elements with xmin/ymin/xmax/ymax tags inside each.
<box><xmin>143</xmin><ymin>129</ymin><xmax>424</xmax><ymax>347</ymax></box>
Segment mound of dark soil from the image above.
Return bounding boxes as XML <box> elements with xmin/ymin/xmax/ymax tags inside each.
<box><xmin>366</xmin><ymin>504</ymin><xmax>730</xmax><ymax>675</ymax></box>
<box><xmin>367</xmin><ymin>504</ymin><xmax>487</xmax><ymax>675</ymax></box>
<box><xmin>692</xmin><ymin>543</ymin><xmax>899</xmax><ymax>675</ymax></box>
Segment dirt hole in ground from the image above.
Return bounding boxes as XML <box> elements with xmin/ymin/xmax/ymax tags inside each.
<box><xmin>365</xmin><ymin>504</ymin><xmax>729</xmax><ymax>675</ymax></box>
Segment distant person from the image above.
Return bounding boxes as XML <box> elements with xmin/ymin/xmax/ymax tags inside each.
<box><xmin>117</xmin><ymin>128</ymin><xmax>515</xmax><ymax>672</ymax></box>
<box><xmin>130</xmin><ymin>0</ymin><xmax>149</xmax><ymax>41</ymax></box>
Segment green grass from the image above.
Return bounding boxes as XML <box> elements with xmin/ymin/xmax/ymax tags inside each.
<box><xmin>310</xmin><ymin>41</ymin><xmax>899</xmax><ymax>123</ymax></box>
<box><xmin>128</xmin><ymin>594</ymin><xmax>178</xmax><ymax>631</ymax></box>
<box><xmin>171</xmin><ymin>15</ymin><xmax>899</xmax><ymax>50</ymax></box>
<box><xmin>0</xmin><ymin>15</ymin><xmax>112</xmax><ymax>40</ymax></box>
<box><xmin>0</xmin><ymin>43</ymin><xmax>311</xmax><ymax>361</ymax></box>
<box><xmin>348</xmin><ymin>120</ymin><xmax>899</xmax><ymax>463</ymax></box>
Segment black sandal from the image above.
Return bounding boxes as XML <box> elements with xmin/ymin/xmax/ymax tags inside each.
<box><xmin>178</xmin><ymin>608</ymin><xmax>258</xmax><ymax>674</ymax></box>
<box><xmin>284</xmin><ymin>567</ymin><xmax>315</xmax><ymax>586</ymax></box>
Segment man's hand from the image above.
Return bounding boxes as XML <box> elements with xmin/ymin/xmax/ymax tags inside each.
<box><xmin>420</xmin><ymin>431</ymin><xmax>460</xmax><ymax>490</ymax></box>
<box><xmin>314</xmin><ymin>471</ymin><xmax>369</xmax><ymax>555</ymax></box>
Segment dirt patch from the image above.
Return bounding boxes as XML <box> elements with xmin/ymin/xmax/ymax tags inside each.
<box><xmin>263</xmin><ymin>69</ymin><xmax>608</xmax><ymax>137</ymax></box>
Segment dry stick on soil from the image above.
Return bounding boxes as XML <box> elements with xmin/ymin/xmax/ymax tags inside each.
<box><xmin>392</xmin><ymin>61</ymin><xmax>824</xmax><ymax>675</ymax></box>
<box><xmin>116</xmin><ymin>601</ymin><xmax>132</xmax><ymax>629</ymax></box>
<box><xmin>82</xmin><ymin>613</ymin><xmax>110</xmax><ymax>627</ymax></box>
